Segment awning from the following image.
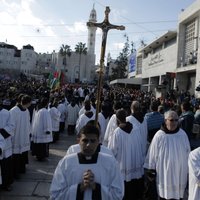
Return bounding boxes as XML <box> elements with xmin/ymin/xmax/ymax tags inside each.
<box><xmin>110</xmin><ymin>78</ymin><xmax>142</xmax><ymax>85</ymax></box>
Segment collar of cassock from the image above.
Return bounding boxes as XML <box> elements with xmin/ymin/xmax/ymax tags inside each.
<box><xmin>161</xmin><ymin>124</ymin><xmax>180</xmax><ymax>134</ymax></box>
<box><xmin>17</xmin><ymin>104</ymin><xmax>26</xmax><ymax>111</ymax></box>
<box><xmin>78</xmin><ymin>152</ymin><xmax>99</xmax><ymax>164</ymax></box>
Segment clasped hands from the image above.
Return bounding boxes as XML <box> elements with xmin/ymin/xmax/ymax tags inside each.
<box><xmin>80</xmin><ymin>169</ymin><xmax>96</xmax><ymax>191</ymax></box>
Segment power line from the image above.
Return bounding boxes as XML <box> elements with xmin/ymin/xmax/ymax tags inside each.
<box><xmin>0</xmin><ymin>20</ymin><xmax>177</xmax><ymax>27</ymax></box>
<box><xmin>16</xmin><ymin>29</ymin><xmax>174</xmax><ymax>38</ymax></box>
<box><xmin>91</xmin><ymin>0</ymin><xmax>178</xmax><ymax>38</ymax></box>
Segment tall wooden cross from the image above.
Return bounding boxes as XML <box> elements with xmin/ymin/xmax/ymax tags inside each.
<box><xmin>87</xmin><ymin>6</ymin><xmax>125</xmax><ymax>125</ymax></box>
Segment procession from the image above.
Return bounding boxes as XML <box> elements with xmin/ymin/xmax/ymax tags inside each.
<box><xmin>0</xmin><ymin>77</ymin><xmax>200</xmax><ymax>199</ymax></box>
<box><xmin>1</xmin><ymin>0</ymin><xmax>200</xmax><ymax>200</ymax></box>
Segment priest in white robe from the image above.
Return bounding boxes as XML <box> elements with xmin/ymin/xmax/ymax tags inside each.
<box><xmin>98</xmin><ymin>102</ymin><xmax>111</xmax><ymax>144</ymax></box>
<box><xmin>10</xmin><ymin>94</ymin><xmax>32</xmax><ymax>179</ymax></box>
<box><xmin>103</xmin><ymin>101</ymin><xmax>122</xmax><ymax>147</ymax></box>
<box><xmin>126</xmin><ymin>101</ymin><xmax>148</xmax><ymax>161</ymax></box>
<box><xmin>49</xmin><ymin>100</ymin><xmax>61</xmax><ymax>142</ymax></box>
<box><xmin>57</xmin><ymin>98</ymin><xmax>67</xmax><ymax>132</ymax></box>
<box><xmin>78</xmin><ymin>99</ymin><xmax>95</xmax><ymax>117</ymax></box>
<box><xmin>76</xmin><ymin>103</ymin><xmax>95</xmax><ymax>134</ymax></box>
<box><xmin>0</xmin><ymin>104</ymin><xmax>15</xmax><ymax>190</ymax></box>
<box><xmin>108</xmin><ymin>109</ymin><xmax>145</xmax><ymax>200</ymax></box>
<box><xmin>31</xmin><ymin>97</ymin><xmax>53</xmax><ymax>161</ymax></box>
<box><xmin>0</xmin><ymin>134</ymin><xmax>5</xmax><ymax>185</ymax></box>
<box><xmin>66</xmin><ymin>99</ymin><xmax>79</xmax><ymax>135</ymax></box>
<box><xmin>50</xmin><ymin>123</ymin><xmax>124</xmax><ymax>200</ymax></box>
<box><xmin>144</xmin><ymin>110</ymin><xmax>190</xmax><ymax>200</ymax></box>
<box><xmin>188</xmin><ymin>147</ymin><xmax>200</xmax><ymax>200</ymax></box>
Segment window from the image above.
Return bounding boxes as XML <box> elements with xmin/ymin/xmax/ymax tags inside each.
<box><xmin>184</xmin><ymin>19</ymin><xmax>196</xmax><ymax>65</ymax></box>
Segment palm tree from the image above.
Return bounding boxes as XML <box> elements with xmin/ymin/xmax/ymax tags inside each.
<box><xmin>74</xmin><ymin>42</ymin><xmax>87</xmax><ymax>82</ymax></box>
<box><xmin>59</xmin><ymin>44</ymin><xmax>72</xmax><ymax>82</ymax></box>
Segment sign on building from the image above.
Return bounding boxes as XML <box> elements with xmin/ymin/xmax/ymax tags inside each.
<box><xmin>129</xmin><ymin>51</ymin><xmax>136</xmax><ymax>73</ymax></box>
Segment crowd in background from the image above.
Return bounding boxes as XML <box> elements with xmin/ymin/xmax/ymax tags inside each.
<box><xmin>1</xmin><ymin>76</ymin><xmax>200</xmax><ymax>199</ymax></box>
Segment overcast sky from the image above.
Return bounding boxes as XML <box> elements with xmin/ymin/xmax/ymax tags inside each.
<box><xmin>0</xmin><ymin>0</ymin><xmax>196</xmax><ymax>64</ymax></box>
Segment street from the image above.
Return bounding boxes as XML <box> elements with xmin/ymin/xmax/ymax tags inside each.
<box><xmin>0</xmin><ymin>132</ymin><xmax>77</xmax><ymax>200</ymax></box>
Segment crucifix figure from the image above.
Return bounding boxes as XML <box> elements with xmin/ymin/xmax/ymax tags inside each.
<box><xmin>87</xmin><ymin>6</ymin><xmax>125</xmax><ymax>125</ymax></box>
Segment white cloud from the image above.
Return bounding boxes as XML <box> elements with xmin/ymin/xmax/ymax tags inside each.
<box><xmin>0</xmin><ymin>0</ymin><xmax>122</xmax><ymax>59</ymax></box>
<box><xmin>65</xmin><ymin>22</ymin><xmax>87</xmax><ymax>33</ymax></box>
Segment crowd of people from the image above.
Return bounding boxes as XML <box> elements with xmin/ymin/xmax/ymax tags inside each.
<box><xmin>1</xmin><ymin>76</ymin><xmax>200</xmax><ymax>199</ymax></box>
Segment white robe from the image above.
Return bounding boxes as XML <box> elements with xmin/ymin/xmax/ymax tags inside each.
<box><xmin>188</xmin><ymin>147</ymin><xmax>200</xmax><ymax>200</ymax></box>
<box><xmin>50</xmin><ymin>152</ymin><xmax>124</xmax><ymax>200</ymax></box>
<box><xmin>0</xmin><ymin>108</ymin><xmax>15</xmax><ymax>158</ymax></box>
<box><xmin>103</xmin><ymin>114</ymin><xmax>117</xmax><ymax>147</ymax></box>
<box><xmin>108</xmin><ymin>126</ymin><xmax>144</xmax><ymax>181</ymax></box>
<box><xmin>144</xmin><ymin>128</ymin><xmax>191</xmax><ymax>199</ymax></box>
<box><xmin>66</xmin><ymin>143</ymin><xmax>113</xmax><ymax>157</ymax></box>
<box><xmin>0</xmin><ymin>134</ymin><xmax>5</xmax><ymax>184</ymax></box>
<box><xmin>66</xmin><ymin>104</ymin><xmax>79</xmax><ymax>125</ymax></box>
<box><xmin>126</xmin><ymin>115</ymin><xmax>148</xmax><ymax>160</ymax></box>
<box><xmin>31</xmin><ymin>108</ymin><xmax>53</xmax><ymax>143</ymax></box>
<box><xmin>98</xmin><ymin>113</ymin><xmax>109</xmax><ymax>144</ymax></box>
<box><xmin>78</xmin><ymin>106</ymin><xmax>96</xmax><ymax>117</ymax></box>
<box><xmin>75</xmin><ymin>113</ymin><xmax>95</xmax><ymax>134</ymax></box>
<box><xmin>10</xmin><ymin>106</ymin><xmax>31</xmax><ymax>154</ymax></box>
<box><xmin>57</xmin><ymin>103</ymin><xmax>67</xmax><ymax>123</ymax></box>
<box><xmin>49</xmin><ymin>107</ymin><xmax>61</xmax><ymax>132</ymax></box>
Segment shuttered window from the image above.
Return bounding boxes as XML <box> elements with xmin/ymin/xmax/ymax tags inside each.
<box><xmin>184</xmin><ymin>19</ymin><xmax>196</xmax><ymax>64</ymax></box>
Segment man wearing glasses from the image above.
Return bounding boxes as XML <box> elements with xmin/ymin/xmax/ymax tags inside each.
<box><xmin>144</xmin><ymin>110</ymin><xmax>190</xmax><ymax>200</ymax></box>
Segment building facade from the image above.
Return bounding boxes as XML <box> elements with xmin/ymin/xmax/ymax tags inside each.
<box><xmin>134</xmin><ymin>0</ymin><xmax>200</xmax><ymax>98</ymax></box>
<box><xmin>51</xmin><ymin>6</ymin><xmax>97</xmax><ymax>83</ymax></box>
<box><xmin>0</xmin><ymin>6</ymin><xmax>97</xmax><ymax>83</ymax></box>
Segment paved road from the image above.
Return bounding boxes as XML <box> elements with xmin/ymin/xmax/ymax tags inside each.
<box><xmin>0</xmin><ymin>132</ymin><xmax>77</xmax><ymax>200</ymax></box>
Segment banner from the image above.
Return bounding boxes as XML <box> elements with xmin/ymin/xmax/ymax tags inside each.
<box><xmin>129</xmin><ymin>51</ymin><xmax>136</xmax><ymax>73</ymax></box>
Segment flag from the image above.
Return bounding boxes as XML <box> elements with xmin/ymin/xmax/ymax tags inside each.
<box><xmin>50</xmin><ymin>70</ymin><xmax>61</xmax><ymax>89</ymax></box>
<box><xmin>47</xmin><ymin>72</ymin><xmax>54</xmax><ymax>87</ymax></box>
<box><xmin>55</xmin><ymin>71</ymin><xmax>61</xmax><ymax>89</ymax></box>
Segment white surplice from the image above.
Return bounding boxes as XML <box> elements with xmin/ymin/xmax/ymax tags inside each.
<box><xmin>50</xmin><ymin>152</ymin><xmax>124</xmax><ymax>200</ymax></box>
<box><xmin>103</xmin><ymin>114</ymin><xmax>117</xmax><ymax>147</ymax></box>
<box><xmin>66</xmin><ymin>104</ymin><xmax>79</xmax><ymax>125</ymax></box>
<box><xmin>98</xmin><ymin>112</ymin><xmax>109</xmax><ymax>144</ymax></box>
<box><xmin>144</xmin><ymin>128</ymin><xmax>191</xmax><ymax>199</ymax></box>
<box><xmin>49</xmin><ymin>107</ymin><xmax>61</xmax><ymax>132</ymax></box>
<box><xmin>31</xmin><ymin>108</ymin><xmax>53</xmax><ymax>143</ymax></box>
<box><xmin>0</xmin><ymin>134</ymin><xmax>5</xmax><ymax>184</ymax></box>
<box><xmin>126</xmin><ymin>115</ymin><xmax>148</xmax><ymax>160</ymax></box>
<box><xmin>188</xmin><ymin>147</ymin><xmax>200</xmax><ymax>200</ymax></box>
<box><xmin>75</xmin><ymin>113</ymin><xmax>95</xmax><ymax>134</ymax></box>
<box><xmin>108</xmin><ymin>125</ymin><xmax>144</xmax><ymax>181</ymax></box>
<box><xmin>10</xmin><ymin>106</ymin><xmax>31</xmax><ymax>154</ymax></box>
<box><xmin>0</xmin><ymin>108</ymin><xmax>14</xmax><ymax>158</ymax></box>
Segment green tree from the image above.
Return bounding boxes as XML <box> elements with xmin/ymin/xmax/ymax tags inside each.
<box><xmin>74</xmin><ymin>42</ymin><xmax>87</xmax><ymax>82</ymax></box>
<box><xmin>59</xmin><ymin>44</ymin><xmax>72</xmax><ymax>67</ymax></box>
<box><xmin>110</xmin><ymin>34</ymin><xmax>133</xmax><ymax>81</ymax></box>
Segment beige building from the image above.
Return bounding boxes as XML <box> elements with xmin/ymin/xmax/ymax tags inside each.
<box><xmin>134</xmin><ymin>0</ymin><xmax>200</xmax><ymax>98</ymax></box>
<box><xmin>0</xmin><ymin>43</ymin><xmax>37</xmax><ymax>77</ymax></box>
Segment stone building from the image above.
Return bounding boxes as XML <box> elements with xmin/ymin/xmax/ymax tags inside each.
<box><xmin>0</xmin><ymin>6</ymin><xmax>97</xmax><ymax>83</ymax></box>
<box><xmin>0</xmin><ymin>43</ymin><xmax>37</xmax><ymax>78</ymax></box>
<box><xmin>51</xmin><ymin>6</ymin><xmax>97</xmax><ymax>83</ymax></box>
